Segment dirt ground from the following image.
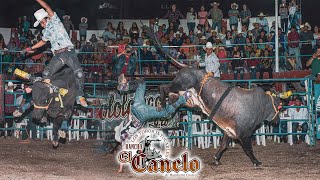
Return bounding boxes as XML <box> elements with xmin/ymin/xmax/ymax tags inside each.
<box><xmin>0</xmin><ymin>137</ymin><xmax>319</xmax><ymax>180</ymax></box>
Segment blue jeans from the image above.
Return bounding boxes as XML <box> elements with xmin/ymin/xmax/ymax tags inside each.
<box><xmin>212</xmin><ymin>21</ymin><xmax>222</xmax><ymax>32</ymax></box>
<box><xmin>288</xmin><ymin>47</ymin><xmax>302</xmax><ymax>70</ymax></box>
<box><xmin>187</xmin><ymin>22</ymin><xmax>195</xmax><ymax>33</ymax></box>
<box><xmin>233</xmin><ymin>67</ymin><xmax>244</xmax><ymax>80</ymax></box>
<box><xmin>220</xmin><ymin>62</ymin><xmax>228</xmax><ymax>74</ymax></box>
<box><xmin>155</xmin><ymin>61</ymin><xmax>169</xmax><ymax>74</ymax></box>
<box><xmin>292</xmin><ymin>122</ymin><xmax>308</xmax><ymax>142</ymax></box>
<box><xmin>249</xmin><ymin>67</ymin><xmax>257</xmax><ymax>79</ymax></box>
<box><xmin>273</xmin><ymin>121</ymin><xmax>287</xmax><ymax>137</ymax></box>
<box><xmin>131</xmin><ymin>82</ymin><xmax>186</xmax><ymax>123</ymax></box>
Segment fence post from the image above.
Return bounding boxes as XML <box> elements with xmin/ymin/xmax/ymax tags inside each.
<box><xmin>187</xmin><ymin>110</ymin><xmax>193</xmax><ymax>149</ymax></box>
<box><xmin>308</xmin><ymin>78</ymin><xmax>316</xmax><ymax>146</ymax></box>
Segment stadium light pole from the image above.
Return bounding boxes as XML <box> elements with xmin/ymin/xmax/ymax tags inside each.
<box><xmin>275</xmin><ymin>0</ymin><xmax>279</xmax><ymax>72</ymax></box>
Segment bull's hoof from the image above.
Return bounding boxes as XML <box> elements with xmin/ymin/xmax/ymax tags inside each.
<box><xmin>253</xmin><ymin>161</ymin><xmax>262</xmax><ymax>167</ymax></box>
<box><xmin>213</xmin><ymin>156</ymin><xmax>220</xmax><ymax>166</ymax></box>
<box><xmin>52</xmin><ymin>141</ymin><xmax>59</xmax><ymax>149</ymax></box>
<box><xmin>59</xmin><ymin>137</ymin><xmax>67</xmax><ymax>144</ymax></box>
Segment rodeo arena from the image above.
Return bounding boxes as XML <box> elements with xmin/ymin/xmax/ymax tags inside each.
<box><xmin>2</xmin><ymin>0</ymin><xmax>320</xmax><ymax>179</ymax></box>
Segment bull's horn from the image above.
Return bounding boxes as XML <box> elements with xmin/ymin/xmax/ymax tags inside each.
<box><xmin>14</xmin><ymin>68</ymin><xmax>31</xmax><ymax>80</ymax></box>
<box><xmin>279</xmin><ymin>90</ymin><xmax>293</xmax><ymax>99</ymax></box>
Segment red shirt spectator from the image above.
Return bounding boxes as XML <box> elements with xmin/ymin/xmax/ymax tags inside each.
<box><xmin>288</xmin><ymin>27</ymin><xmax>300</xmax><ymax>48</ymax></box>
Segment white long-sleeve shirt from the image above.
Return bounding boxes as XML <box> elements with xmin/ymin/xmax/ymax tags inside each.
<box><xmin>204</xmin><ymin>52</ymin><xmax>220</xmax><ymax>78</ymax></box>
<box><xmin>288</xmin><ymin>105</ymin><xmax>308</xmax><ymax>125</ymax></box>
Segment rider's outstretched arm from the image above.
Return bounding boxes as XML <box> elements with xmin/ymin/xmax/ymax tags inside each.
<box><xmin>36</xmin><ymin>0</ymin><xmax>54</xmax><ymax>17</ymax></box>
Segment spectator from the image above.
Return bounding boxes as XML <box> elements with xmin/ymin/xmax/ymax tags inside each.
<box><xmin>234</xmin><ymin>32</ymin><xmax>246</xmax><ymax>52</ymax></box>
<box><xmin>259</xmin><ymin>50</ymin><xmax>273</xmax><ymax>79</ymax></box>
<box><xmin>300</xmin><ymin>22</ymin><xmax>314</xmax><ymax>70</ymax></box>
<box><xmin>231</xmin><ymin>50</ymin><xmax>244</xmax><ymax>80</ymax></box>
<box><xmin>172</xmin><ymin>32</ymin><xmax>183</xmax><ymax>47</ymax></box>
<box><xmin>129</xmin><ymin>22</ymin><xmax>140</xmax><ymax>40</ymax></box>
<box><xmin>207</xmin><ymin>30</ymin><xmax>217</xmax><ymax>44</ymax></box>
<box><xmin>288</xmin><ymin>96</ymin><xmax>308</xmax><ymax>144</ymax></box>
<box><xmin>163</xmin><ymin>4</ymin><xmax>184</xmax><ymax>32</ymax></box>
<box><xmin>16</xmin><ymin>17</ymin><xmax>23</xmax><ymax>34</ymax></box>
<box><xmin>246</xmin><ymin>51</ymin><xmax>260</xmax><ymax>79</ymax></box>
<box><xmin>89</xmin><ymin>34</ymin><xmax>98</xmax><ymax>45</ymax></box>
<box><xmin>102</xmin><ymin>26</ymin><xmax>116</xmax><ymax>42</ymax></box>
<box><xmin>23</xmin><ymin>16</ymin><xmax>30</xmax><ymax>33</ymax></box>
<box><xmin>306</xmin><ymin>47</ymin><xmax>320</xmax><ymax>77</ymax></box>
<box><xmin>140</xmin><ymin>44</ymin><xmax>154</xmax><ymax>75</ymax></box>
<box><xmin>217</xmin><ymin>46</ymin><xmax>228</xmax><ymax>74</ymax></box>
<box><xmin>186</xmin><ymin>7</ymin><xmax>197</xmax><ymax>33</ymax></box>
<box><xmin>252</xmin><ymin>22</ymin><xmax>261</xmax><ymax>40</ymax></box>
<box><xmin>272</xmin><ymin>28</ymin><xmax>286</xmax><ymax>67</ymax></box>
<box><xmin>240</xmin><ymin>4</ymin><xmax>252</xmax><ymax>30</ymax></box>
<box><xmin>62</xmin><ymin>15</ymin><xmax>74</xmax><ymax>37</ymax></box>
<box><xmin>228</xmin><ymin>3</ymin><xmax>240</xmax><ymax>31</ymax></box>
<box><xmin>256</xmin><ymin>12</ymin><xmax>269</xmax><ymax>34</ymax></box>
<box><xmin>313</xmin><ymin>25</ymin><xmax>320</xmax><ymax>51</ymax></box>
<box><xmin>203</xmin><ymin>20</ymin><xmax>212</xmax><ymax>38</ymax></box>
<box><xmin>199</xmin><ymin>42</ymin><xmax>220</xmax><ymax>78</ymax></box>
<box><xmin>116</xmin><ymin>21</ymin><xmax>126</xmax><ymax>40</ymax></box>
<box><xmin>198</xmin><ymin>6</ymin><xmax>207</xmax><ymax>28</ymax></box>
<box><xmin>288</xmin><ymin>25</ymin><xmax>302</xmax><ymax>70</ymax></box>
<box><xmin>207</xmin><ymin>2</ymin><xmax>223</xmax><ymax>32</ymax></box>
<box><xmin>279</xmin><ymin>1</ymin><xmax>289</xmax><ymax>33</ymax></box>
<box><xmin>79</xmin><ymin>17</ymin><xmax>88</xmax><ymax>41</ymax></box>
<box><xmin>112</xmin><ymin>45</ymin><xmax>137</xmax><ymax>79</ymax></box>
<box><xmin>288</xmin><ymin>0</ymin><xmax>301</xmax><ymax>31</ymax></box>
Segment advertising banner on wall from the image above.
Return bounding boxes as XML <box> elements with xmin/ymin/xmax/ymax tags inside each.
<box><xmin>88</xmin><ymin>90</ymin><xmax>180</xmax><ymax>130</ymax></box>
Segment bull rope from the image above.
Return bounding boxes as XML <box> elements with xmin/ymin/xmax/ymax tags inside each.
<box><xmin>266</xmin><ymin>92</ymin><xmax>280</xmax><ymax>121</ymax></box>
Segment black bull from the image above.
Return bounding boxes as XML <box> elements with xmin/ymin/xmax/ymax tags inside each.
<box><xmin>160</xmin><ymin>68</ymin><xmax>282</xmax><ymax>167</ymax></box>
<box><xmin>31</xmin><ymin>67</ymin><xmax>77</xmax><ymax>148</ymax></box>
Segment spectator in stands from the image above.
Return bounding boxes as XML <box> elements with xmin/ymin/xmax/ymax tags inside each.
<box><xmin>129</xmin><ymin>22</ymin><xmax>140</xmax><ymax>39</ymax></box>
<box><xmin>300</xmin><ymin>22</ymin><xmax>314</xmax><ymax>70</ymax></box>
<box><xmin>288</xmin><ymin>0</ymin><xmax>301</xmax><ymax>31</ymax></box>
<box><xmin>272</xmin><ymin>28</ymin><xmax>286</xmax><ymax>67</ymax></box>
<box><xmin>89</xmin><ymin>34</ymin><xmax>98</xmax><ymax>45</ymax></box>
<box><xmin>231</xmin><ymin>50</ymin><xmax>244</xmax><ymax>80</ymax></box>
<box><xmin>186</xmin><ymin>7</ymin><xmax>197</xmax><ymax>33</ymax></box>
<box><xmin>289</xmin><ymin>96</ymin><xmax>308</xmax><ymax>144</ymax></box>
<box><xmin>313</xmin><ymin>26</ymin><xmax>320</xmax><ymax>51</ymax></box>
<box><xmin>116</xmin><ymin>21</ymin><xmax>126</xmax><ymax>40</ymax></box>
<box><xmin>256</xmin><ymin>12</ymin><xmax>269</xmax><ymax>34</ymax></box>
<box><xmin>102</xmin><ymin>26</ymin><xmax>116</xmax><ymax>42</ymax></box>
<box><xmin>81</xmin><ymin>41</ymin><xmax>94</xmax><ymax>60</ymax></box>
<box><xmin>246</xmin><ymin>51</ymin><xmax>260</xmax><ymax>79</ymax></box>
<box><xmin>62</xmin><ymin>15</ymin><xmax>74</xmax><ymax>37</ymax></box>
<box><xmin>252</xmin><ymin>22</ymin><xmax>261</xmax><ymax>40</ymax></box>
<box><xmin>306</xmin><ymin>47</ymin><xmax>320</xmax><ymax>77</ymax></box>
<box><xmin>23</xmin><ymin>16</ymin><xmax>30</xmax><ymax>33</ymax></box>
<box><xmin>240</xmin><ymin>4</ymin><xmax>251</xmax><ymax>30</ymax></box>
<box><xmin>207</xmin><ymin>30</ymin><xmax>217</xmax><ymax>44</ymax></box>
<box><xmin>217</xmin><ymin>46</ymin><xmax>228</xmax><ymax>74</ymax></box>
<box><xmin>259</xmin><ymin>50</ymin><xmax>273</xmax><ymax>79</ymax></box>
<box><xmin>79</xmin><ymin>17</ymin><xmax>88</xmax><ymax>41</ymax></box>
<box><xmin>288</xmin><ymin>25</ymin><xmax>302</xmax><ymax>69</ymax></box>
<box><xmin>112</xmin><ymin>45</ymin><xmax>137</xmax><ymax>79</ymax></box>
<box><xmin>172</xmin><ymin>32</ymin><xmax>183</xmax><ymax>47</ymax></box>
<box><xmin>279</xmin><ymin>1</ymin><xmax>289</xmax><ymax>33</ymax></box>
<box><xmin>203</xmin><ymin>20</ymin><xmax>212</xmax><ymax>38</ymax></box>
<box><xmin>207</xmin><ymin>2</ymin><xmax>223</xmax><ymax>32</ymax></box>
<box><xmin>199</xmin><ymin>42</ymin><xmax>220</xmax><ymax>78</ymax></box>
<box><xmin>16</xmin><ymin>17</ymin><xmax>23</xmax><ymax>34</ymax></box>
<box><xmin>198</xmin><ymin>6</ymin><xmax>207</xmax><ymax>28</ymax></box>
<box><xmin>228</xmin><ymin>3</ymin><xmax>240</xmax><ymax>31</ymax></box>
<box><xmin>234</xmin><ymin>32</ymin><xmax>246</xmax><ymax>52</ymax></box>
<box><xmin>140</xmin><ymin>44</ymin><xmax>154</xmax><ymax>75</ymax></box>
<box><xmin>163</xmin><ymin>4</ymin><xmax>184</xmax><ymax>32</ymax></box>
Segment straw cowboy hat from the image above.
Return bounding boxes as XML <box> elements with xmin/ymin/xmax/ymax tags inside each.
<box><xmin>200</xmin><ymin>36</ymin><xmax>207</xmax><ymax>40</ymax></box>
<box><xmin>7</xmin><ymin>81</ymin><xmax>17</xmax><ymax>89</ymax></box>
<box><xmin>33</xmin><ymin>8</ymin><xmax>49</xmax><ymax>27</ymax></box>
<box><xmin>257</xmin><ymin>12</ymin><xmax>267</xmax><ymax>17</ymax></box>
<box><xmin>210</xmin><ymin>2</ymin><xmax>220</xmax><ymax>6</ymax></box>
<box><xmin>203</xmin><ymin>42</ymin><xmax>216</xmax><ymax>50</ymax></box>
<box><xmin>231</xmin><ymin>3</ymin><xmax>239</xmax><ymax>9</ymax></box>
<box><xmin>63</xmin><ymin>15</ymin><xmax>71</xmax><ymax>20</ymax></box>
<box><xmin>81</xmin><ymin>17</ymin><xmax>88</xmax><ymax>23</ymax></box>
<box><xmin>301</xmin><ymin>22</ymin><xmax>312</xmax><ymax>30</ymax></box>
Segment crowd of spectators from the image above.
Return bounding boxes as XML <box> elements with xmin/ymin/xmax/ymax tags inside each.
<box><xmin>0</xmin><ymin>0</ymin><xmax>317</xmax><ymax>83</ymax></box>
